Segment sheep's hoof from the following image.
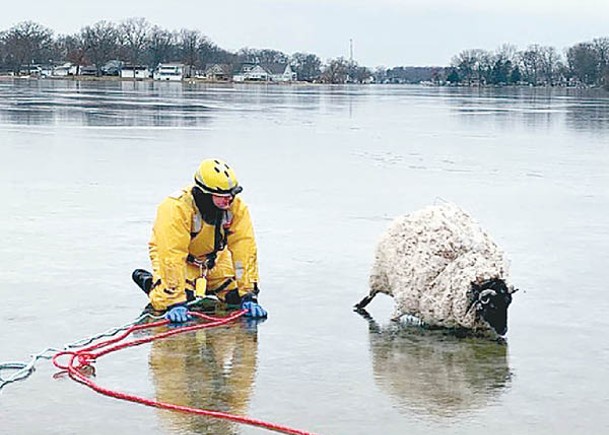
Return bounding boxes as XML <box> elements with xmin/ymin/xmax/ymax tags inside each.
<box><xmin>390</xmin><ymin>312</ymin><xmax>406</xmax><ymax>322</ymax></box>
<box><xmin>354</xmin><ymin>306</ymin><xmax>374</xmax><ymax>321</ymax></box>
<box><xmin>353</xmin><ymin>303</ymin><xmax>366</xmax><ymax>313</ymax></box>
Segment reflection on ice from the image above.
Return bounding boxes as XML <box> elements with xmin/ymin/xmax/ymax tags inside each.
<box><xmin>446</xmin><ymin>86</ymin><xmax>609</xmax><ymax>134</ymax></box>
<box><xmin>362</xmin><ymin>313</ymin><xmax>511</xmax><ymax>419</ymax></box>
<box><xmin>148</xmin><ymin>320</ymin><xmax>259</xmax><ymax>435</ymax></box>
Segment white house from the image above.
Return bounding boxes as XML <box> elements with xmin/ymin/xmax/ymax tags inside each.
<box><xmin>233</xmin><ymin>64</ymin><xmax>270</xmax><ymax>82</ymax></box>
<box><xmin>52</xmin><ymin>63</ymin><xmax>78</xmax><ymax>77</ymax></box>
<box><xmin>233</xmin><ymin>62</ymin><xmax>297</xmax><ymax>82</ymax></box>
<box><xmin>264</xmin><ymin>63</ymin><xmax>297</xmax><ymax>82</ymax></box>
<box><xmin>121</xmin><ymin>65</ymin><xmax>151</xmax><ymax>79</ymax></box>
<box><xmin>153</xmin><ymin>63</ymin><xmax>185</xmax><ymax>81</ymax></box>
<box><xmin>199</xmin><ymin>64</ymin><xmax>232</xmax><ymax>81</ymax></box>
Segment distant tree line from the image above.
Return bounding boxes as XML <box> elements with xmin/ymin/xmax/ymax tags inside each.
<box><xmin>369</xmin><ymin>41</ymin><xmax>609</xmax><ymax>89</ymax></box>
<box><xmin>1</xmin><ymin>19</ymin><xmax>608</xmax><ymax>88</ymax></box>
<box><xmin>0</xmin><ymin>19</ymin><xmax>373</xmax><ymax>83</ymax></box>
<box><xmin>444</xmin><ymin>41</ymin><xmax>609</xmax><ymax>89</ymax></box>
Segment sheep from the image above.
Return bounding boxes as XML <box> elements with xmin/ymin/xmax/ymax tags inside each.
<box><xmin>355</xmin><ymin>203</ymin><xmax>517</xmax><ymax>336</ymax></box>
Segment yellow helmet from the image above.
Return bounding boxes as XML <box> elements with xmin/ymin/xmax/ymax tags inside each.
<box><xmin>194</xmin><ymin>158</ymin><xmax>243</xmax><ymax>196</ymax></box>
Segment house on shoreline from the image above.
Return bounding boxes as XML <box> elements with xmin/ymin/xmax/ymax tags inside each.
<box><xmin>2</xmin><ymin>59</ymin><xmax>300</xmax><ymax>84</ymax></box>
<box><xmin>200</xmin><ymin>64</ymin><xmax>232</xmax><ymax>81</ymax></box>
<box><xmin>233</xmin><ymin>62</ymin><xmax>296</xmax><ymax>82</ymax></box>
<box><xmin>121</xmin><ymin>65</ymin><xmax>152</xmax><ymax>79</ymax></box>
<box><xmin>153</xmin><ymin>63</ymin><xmax>187</xmax><ymax>81</ymax></box>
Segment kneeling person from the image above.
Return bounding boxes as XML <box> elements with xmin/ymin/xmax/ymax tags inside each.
<box><xmin>133</xmin><ymin>158</ymin><xmax>267</xmax><ymax>322</ymax></box>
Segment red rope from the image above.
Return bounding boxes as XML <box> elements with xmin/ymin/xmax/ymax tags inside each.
<box><xmin>52</xmin><ymin>310</ymin><xmax>318</xmax><ymax>435</ymax></box>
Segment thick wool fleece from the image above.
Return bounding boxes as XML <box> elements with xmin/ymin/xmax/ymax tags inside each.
<box><xmin>369</xmin><ymin>203</ymin><xmax>510</xmax><ymax>330</ymax></box>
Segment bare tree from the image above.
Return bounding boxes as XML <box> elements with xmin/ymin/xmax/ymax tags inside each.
<box><xmin>518</xmin><ymin>45</ymin><xmax>544</xmax><ymax>85</ymax></box>
<box><xmin>321</xmin><ymin>57</ymin><xmax>349</xmax><ymax>84</ymax></box>
<box><xmin>197</xmin><ymin>39</ymin><xmax>221</xmax><ymax>66</ymax></box>
<box><xmin>235</xmin><ymin>47</ymin><xmax>257</xmax><ymax>63</ymax></box>
<box><xmin>592</xmin><ymin>37</ymin><xmax>609</xmax><ymax>86</ymax></box>
<box><xmin>290</xmin><ymin>52</ymin><xmax>321</xmax><ymax>81</ymax></box>
<box><xmin>146</xmin><ymin>26</ymin><xmax>176</xmax><ymax>68</ymax></box>
<box><xmin>55</xmin><ymin>34</ymin><xmax>87</xmax><ymax>75</ymax></box>
<box><xmin>178</xmin><ymin>28</ymin><xmax>208</xmax><ymax>75</ymax></box>
<box><xmin>81</xmin><ymin>21</ymin><xmax>119</xmax><ymax>76</ymax></box>
<box><xmin>475</xmin><ymin>49</ymin><xmax>493</xmax><ymax>84</ymax></box>
<box><xmin>567</xmin><ymin>42</ymin><xmax>599</xmax><ymax>85</ymax></box>
<box><xmin>490</xmin><ymin>44</ymin><xmax>517</xmax><ymax>84</ymax></box>
<box><xmin>1</xmin><ymin>21</ymin><xmax>53</xmax><ymax>73</ymax></box>
<box><xmin>118</xmin><ymin>17</ymin><xmax>151</xmax><ymax>67</ymax></box>
<box><xmin>451</xmin><ymin>49</ymin><xmax>491</xmax><ymax>84</ymax></box>
<box><xmin>346</xmin><ymin>60</ymin><xmax>371</xmax><ymax>83</ymax></box>
<box><xmin>0</xmin><ymin>32</ymin><xmax>7</xmax><ymax>68</ymax></box>
<box><xmin>257</xmin><ymin>48</ymin><xmax>289</xmax><ymax>64</ymax></box>
<box><xmin>538</xmin><ymin>46</ymin><xmax>562</xmax><ymax>85</ymax></box>
<box><xmin>236</xmin><ymin>47</ymin><xmax>288</xmax><ymax>65</ymax></box>
<box><xmin>496</xmin><ymin>44</ymin><xmax>517</xmax><ymax>62</ymax></box>
<box><xmin>451</xmin><ymin>49</ymin><xmax>477</xmax><ymax>84</ymax></box>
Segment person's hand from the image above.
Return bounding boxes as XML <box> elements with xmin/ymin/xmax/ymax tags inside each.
<box><xmin>241</xmin><ymin>300</ymin><xmax>267</xmax><ymax>318</ymax></box>
<box><xmin>164</xmin><ymin>306</ymin><xmax>191</xmax><ymax>323</ymax></box>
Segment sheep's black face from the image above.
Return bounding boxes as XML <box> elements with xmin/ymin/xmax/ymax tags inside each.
<box><xmin>471</xmin><ymin>279</ymin><xmax>514</xmax><ymax>336</ymax></box>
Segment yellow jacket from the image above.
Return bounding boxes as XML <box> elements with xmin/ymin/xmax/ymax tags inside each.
<box><xmin>148</xmin><ymin>186</ymin><xmax>259</xmax><ymax>310</ymax></box>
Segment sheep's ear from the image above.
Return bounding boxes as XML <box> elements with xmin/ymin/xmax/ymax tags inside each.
<box><xmin>508</xmin><ymin>285</ymin><xmax>519</xmax><ymax>294</ymax></box>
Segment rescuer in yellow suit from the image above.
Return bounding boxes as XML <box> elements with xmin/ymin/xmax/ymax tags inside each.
<box><xmin>149</xmin><ymin>320</ymin><xmax>259</xmax><ymax>434</ymax></box>
<box><xmin>132</xmin><ymin>158</ymin><xmax>267</xmax><ymax>322</ymax></box>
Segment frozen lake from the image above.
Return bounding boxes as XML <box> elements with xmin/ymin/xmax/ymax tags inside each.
<box><xmin>0</xmin><ymin>79</ymin><xmax>608</xmax><ymax>434</ymax></box>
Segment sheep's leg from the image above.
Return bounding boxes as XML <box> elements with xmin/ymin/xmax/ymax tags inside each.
<box><xmin>354</xmin><ymin>289</ymin><xmax>379</xmax><ymax>310</ymax></box>
<box><xmin>354</xmin><ymin>308</ymin><xmax>381</xmax><ymax>333</ymax></box>
<box><xmin>390</xmin><ymin>309</ymin><xmax>405</xmax><ymax>322</ymax></box>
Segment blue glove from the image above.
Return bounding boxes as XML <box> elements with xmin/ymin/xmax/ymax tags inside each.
<box><xmin>241</xmin><ymin>301</ymin><xmax>267</xmax><ymax>318</ymax></box>
<box><xmin>164</xmin><ymin>306</ymin><xmax>191</xmax><ymax>323</ymax></box>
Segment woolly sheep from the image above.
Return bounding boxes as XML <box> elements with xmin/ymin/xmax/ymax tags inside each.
<box><xmin>355</xmin><ymin>203</ymin><xmax>517</xmax><ymax>336</ymax></box>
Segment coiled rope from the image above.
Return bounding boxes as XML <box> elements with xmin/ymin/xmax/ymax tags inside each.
<box><xmin>2</xmin><ymin>309</ymin><xmax>317</xmax><ymax>435</ymax></box>
<box><xmin>0</xmin><ymin>312</ymin><xmax>161</xmax><ymax>390</ymax></box>
<box><xmin>50</xmin><ymin>310</ymin><xmax>317</xmax><ymax>435</ymax></box>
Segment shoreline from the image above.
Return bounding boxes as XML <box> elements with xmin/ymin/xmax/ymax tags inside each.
<box><xmin>0</xmin><ymin>74</ymin><xmax>309</xmax><ymax>85</ymax></box>
<box><xmin>0</xmin><ymin>74</ymin><xmax>606</xmax><ymax>90</ymax></box>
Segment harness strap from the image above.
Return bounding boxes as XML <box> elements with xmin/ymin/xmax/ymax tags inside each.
<box><xmin>188</xmin><ymin>209</ymin><xmax>228</xmax><ymax>270</ymax></box>
<box><xmin>207</xmin><ymin>278</ymin><xmax>236</xmax><ymax>296</ymax></box>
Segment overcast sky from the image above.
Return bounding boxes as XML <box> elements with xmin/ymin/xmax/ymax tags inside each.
<box><xmin>2</xmin><ymin>0</ymin><xmax>609</xmax><ymax>67</ymax></box>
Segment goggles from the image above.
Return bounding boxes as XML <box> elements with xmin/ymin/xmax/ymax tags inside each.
<box><xmin>195</xmin><ymin>181</ymin><xmax>243</xmax><ymax>197</ymax></box>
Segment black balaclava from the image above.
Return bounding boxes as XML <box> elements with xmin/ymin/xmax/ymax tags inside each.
<box><xmin>192</xmin><ymin>186</ymin><xmax>223</xmax><ymax>225</ymax></box>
